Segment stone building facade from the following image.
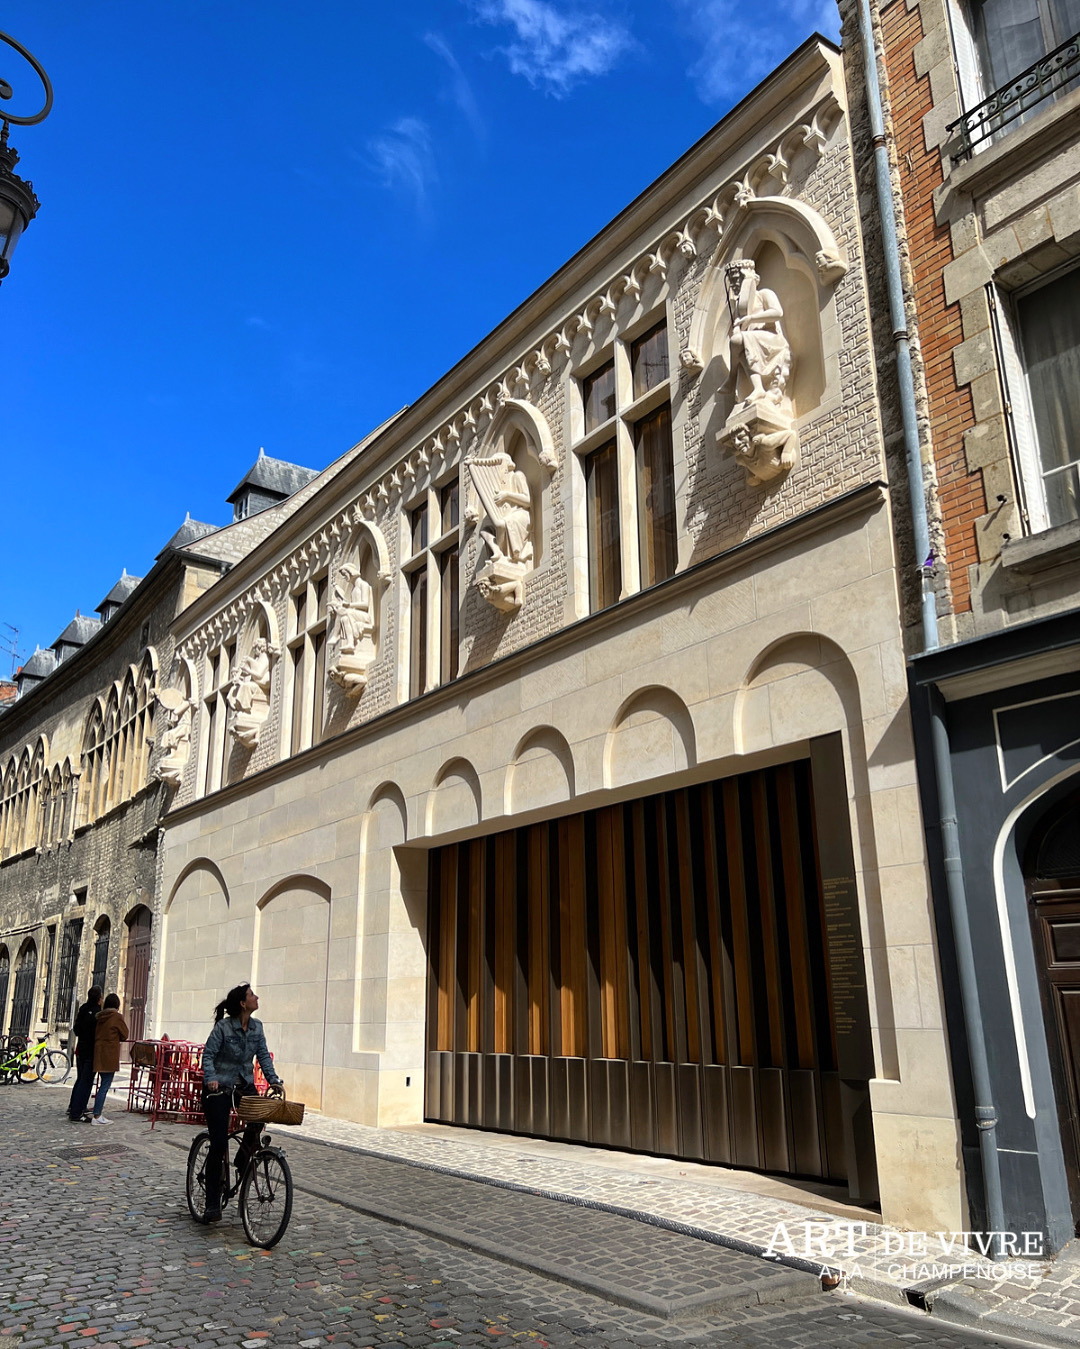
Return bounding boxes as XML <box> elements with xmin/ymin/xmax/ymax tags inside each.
<box><xmin>845</xmin><ymin>0</ymin><xmax>1080</xmax><ymax>1248</ymax></box>
<box><xmin>0</xmin><ymin>548</ymin><xmax>223</xmax><ymax>1050</ymax></box>
<box><xmin>151</xmin><ymin>37</ymin><xmax>966</xmax><ymax>1235</ymax></box>
<box><xmin>0</xmin><ymin>448</ymin><xmax>354</xmax><ymax>1057</ymax></box>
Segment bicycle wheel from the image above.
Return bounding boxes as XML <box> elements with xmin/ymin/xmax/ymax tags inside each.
<box><xmin>239</xmin><ymin>1148</ymin><xmax>293</xmax><ymax>1248</ymax></box>
<box><xmin>38</xmin><ymin>1049</ymin><xmax>70</xmax><ymax>1083</ymax></box>
<box><xmin>186</xmin><ymin>1132</ymin><xmax>213</xmax><ymax>1223</ymax></box>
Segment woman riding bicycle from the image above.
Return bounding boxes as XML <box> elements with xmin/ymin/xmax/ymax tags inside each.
<box><xmin>200</xmin><ymin>982</ymin><xmax>283</xmax><ymax>1222</ymax></box>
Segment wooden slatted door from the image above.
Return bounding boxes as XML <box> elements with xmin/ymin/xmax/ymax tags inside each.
<box><xmin>426</xmin><ymin>740</ymin><xmax>877</xmax><ymax>1196</ymax></box>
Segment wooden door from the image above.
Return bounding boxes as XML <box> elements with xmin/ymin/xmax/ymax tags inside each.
<box><xmin>123</xmin><ymin>907</ymin><xmax>152</xmax><ymax>1043</ymax></box>
<box><xmin>425</xmin><ymin>757</ymin><xmax>873</xmax><ymax>1190</ymax></box>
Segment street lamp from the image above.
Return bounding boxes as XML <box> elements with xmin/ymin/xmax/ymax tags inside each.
<box><xmin>0</xmin><ymin>29</ymin><xmax>52</xmax><ymax>285</ymax></box>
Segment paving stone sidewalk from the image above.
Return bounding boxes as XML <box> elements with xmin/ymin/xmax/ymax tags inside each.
<box><xmin>0</xmin><ymin>1086</ymin><xmax>1035</xmax><ymax>1348</ymax></box>
<box><xmin>289</xmin><ymin>1105</ymin><xmax>1080</xmax><ymax>1347</ymax></box>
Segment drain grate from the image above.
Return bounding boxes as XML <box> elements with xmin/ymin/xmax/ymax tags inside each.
<box><xmin>53</xmin><ymin>1144</ymin><xmax>134</xmax><ymax>1160</ymax></box>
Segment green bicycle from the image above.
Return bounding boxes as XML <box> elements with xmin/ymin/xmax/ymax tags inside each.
<box><xmin>0</xmin><ymin>1033</ymin><xmax>71</xmax><ymax>1085</ymax></box>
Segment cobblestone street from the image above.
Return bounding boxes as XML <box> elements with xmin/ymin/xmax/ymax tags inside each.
<box><xmin>0</xmin><ymin>1089</ymin><xmax>1045</xmax><ymax>1348</ymax></box>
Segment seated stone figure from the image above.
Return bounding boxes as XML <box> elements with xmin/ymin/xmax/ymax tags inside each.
<box><xmin>725</xmin><ymin>257</ymin><xmax>792</xmax><ymax>408</ymax></box>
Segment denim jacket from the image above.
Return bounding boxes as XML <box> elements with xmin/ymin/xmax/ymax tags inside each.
<box><xmin>201</xmin><ymin>1015</ymin><xmax>281</xmax><ymax>1090</ymax></box>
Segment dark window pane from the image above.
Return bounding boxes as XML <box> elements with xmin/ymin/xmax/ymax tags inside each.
<box><xmin>1018</xmin><ymin>268</ymin><xmax>1080</xmax><ymax>527</ymax></box>
<box><xmin>293</xmin><ymin>589</ymin><xmax>307</xmax><ymax>635</ymax></box>
<box><xmin>312</xmin><ymin>631</ymin><xmax>326</xmax><ymax>744</ymax></box>
<box><xmin>441</xmin><ymin>547</ymin><xmax>460</xmax><ymax>683</ymax></box>
<box><xmin>583</xmin><ymin>362</ymin><xmax>616</xmax><ymax>432</ymax></box>
<box><xmin>636</xmin><ymin>404</ymin><xmax>677</xmax><ymax>586</ymax></box>
<box><xmin>202</xmin><ymin>705</ymin><xmax>215</xmax><ymax>793</ymax></box>
<box><xmin>632</xmin><ymin>323</ymin><xmax>669</xmax><ymax>400</ymax></box>
<box><xmin>410</xmin><ymin>567</ymin><xmax>428</xmax><ymax>699</ymax></box>
<box><xmin>315</xmin><ymin>574</ymin><xmax>328</xmax><ymax>621</ymax></box>
<box><xmin>586</xmin><ymin>441</ymin><xmax>621</xmax><ymax>612</ymax></box>
<box><xmin>441</xmin><ymin>481</ymin><xmax>460</xmax><ymax>534</ymax></box>
<box><xmin>290</xmin><ymin>644</ymin><xmax>305</xmax><ymax>756</ymax></box>
<box><xmin>411</xmin><ymin>504</ymin><xmax>429</xmax><ymax>555</ymax></box>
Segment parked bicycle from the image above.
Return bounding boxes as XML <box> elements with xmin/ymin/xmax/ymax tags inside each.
<box><xmin>185</xmin><ymin>1112</ymin><xmax>295</xmax><ymax>1248</ymax></box>
<box><xmin>0</xmin><ymin>1033</ymin><xmax>71</xmax><ymax>1085</ymax></box>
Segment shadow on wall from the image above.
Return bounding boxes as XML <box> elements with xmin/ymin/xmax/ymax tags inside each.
<box><xmin>738</xmin><ymin>632</ymin><xmax>899</xmax><ymax>1081</ymax></box>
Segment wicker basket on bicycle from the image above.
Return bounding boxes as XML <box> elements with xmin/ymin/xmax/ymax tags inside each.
<box><xmin>236</xmin><ymin>1094</ymin><xmax>305</xmax><ymax>1126</ymax></box>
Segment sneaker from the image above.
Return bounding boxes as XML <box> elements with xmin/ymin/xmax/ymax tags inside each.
<box><xmin>91</xmin><ymin>1116</ymin><xmax>111</xmax><ymax>1126</ymax></box>
<box><xmin>79</xmin><ymin>1113</ymin><xmax>93</xmax><ymax>1123</ymax></box>
<box><xmin>204</xmin><ymin>1207</ymin><xmax>222</xmax><ymax>1223</ymax></box>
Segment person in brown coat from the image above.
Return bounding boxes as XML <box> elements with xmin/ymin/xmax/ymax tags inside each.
<box><xmin>91</xmin><ymin>993</ymin><xmax>128</xmax><ymax>1126</ymax></box>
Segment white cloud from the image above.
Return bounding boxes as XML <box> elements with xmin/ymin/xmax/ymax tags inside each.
<box><xmin>362</xmin><ymin>117</ymin><xmax>436</xmax><ymax>207</ymax></box>
<box><xmin>472</xmin><ymin>0</ymin><xmax>633</xmax><ymax>96</ymax></box>
<box><xmin>425</xmin><ymin>33</ymin><xmax>487</xmax><ymax>143</ymax></box>
<box><xmin>673</xmin><ymin>0</ymin><xmax>840</xmax><ymax>106</ymax></box>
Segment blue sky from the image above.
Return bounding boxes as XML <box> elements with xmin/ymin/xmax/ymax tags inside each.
<box><xmin>2</xmin><ymin>0</ymin><xmax>839</xmax><ymax>671</ymax></box>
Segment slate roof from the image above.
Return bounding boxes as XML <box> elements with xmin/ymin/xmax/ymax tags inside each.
<box><xmin>20</xmin><ymin>646</ymin><xmax>57</xmax><ymax>679</ymax></box>
<box><xmin>97</xmin><ymin>570</ymin><xmax>142</xmax><ymax>610</ymax></box>
<box><xmin>226</xmin><ymin>449</ymin><xmax>319</xmax><ymax>505</ymax></box>
<box><xmin>160</xmin><ymin>513</ymin><xmax>220</xmax><ymax>554</ymax></box>
<box><xmin>55</xmin><ymin>614</ymin><xmax>103</xmax><ymax>647</ymax></box>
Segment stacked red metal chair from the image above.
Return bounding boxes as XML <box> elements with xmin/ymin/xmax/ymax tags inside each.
<box><xmin>127</xmin><ymin>1038</ymin><xmax>272</xmax><ymax>1128</ymax></box>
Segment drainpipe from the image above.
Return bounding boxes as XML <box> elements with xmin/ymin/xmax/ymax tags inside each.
<box><xmin>857</xmin><ymin>0</ymin><xmax>1007</xmax><ymax>1253</ymax></box>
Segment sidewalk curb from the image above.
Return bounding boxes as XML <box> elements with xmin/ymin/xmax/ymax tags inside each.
<box><xmin>155</xmin><ymin>1123</ymin><xmax>1080</xmax><ymax>1348</ymax></box>
<box><xmin>298</xmin><ymin>1175</ymin><xmax>821</xmax><ymax>1322</ymax></box>
<box><xmin>927</xmin><ymin>1285</ymin><xmax>1080</xmax><ymax>1349</ymax></box>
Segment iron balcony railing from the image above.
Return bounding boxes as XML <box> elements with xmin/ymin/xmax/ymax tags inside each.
<box><xmin>947</xmin><ymin>30</ymin><xmax>1080</xmax><ymax>161</ymax></box>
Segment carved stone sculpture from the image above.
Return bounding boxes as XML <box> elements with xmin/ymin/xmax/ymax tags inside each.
<box><xmin>155</xmin><ymin>687</ymin><xmax>194</xmax><ymax>788</ymax></box>
<box><xmin>227</xmin><ymin>637</ymin><xmax>275</xmax><ymax>749</ymax></box>
<box><xmin>719</xmin><ymin>415</ymin><xmax>798</xmax><ymax>488</ymax></box>
<box><xmin>468</xmin><ymin>451</ymin><xmax>534</xmax><ymax>613</ymax></box>
<box><xmin>719</xmin><ymin>258</ymin><xmax>799</xmax><ymax>485</ymax></box>
<box><xmin>328</xmin><ymin>562</ymin><xmax>377</xmax><ymax>697</ymax></box>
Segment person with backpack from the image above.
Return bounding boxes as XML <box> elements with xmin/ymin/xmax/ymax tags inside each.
<box><xmin>66</xmin><ymin>984</ymin><xmax>103</xmax><ymax>1122</ymax></box>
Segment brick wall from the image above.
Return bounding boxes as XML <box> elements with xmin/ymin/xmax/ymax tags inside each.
<box><xmin>881</xmin><ymin>0</ymin><xmax>983</xmax><ymax>616</ymax></box>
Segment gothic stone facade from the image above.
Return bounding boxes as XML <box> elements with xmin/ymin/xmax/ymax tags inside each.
<box><xmin>0</xmin><ymin>550</ymin><xmax>224</xmax><ymax>1048</ymax></box>
<box><xmin>149</xmin><ymin>38</ymin><xmax>967</xmax><ymax>1236</ymax></box>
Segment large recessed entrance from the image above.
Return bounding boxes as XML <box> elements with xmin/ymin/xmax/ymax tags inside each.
<box><xmin>426</xmin><ymin>734</ymin><xmax>877</xmax><ymax>1200</ymax></box>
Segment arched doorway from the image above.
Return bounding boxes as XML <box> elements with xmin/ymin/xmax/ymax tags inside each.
<box><xmin>0</xmin><ymin>946</ymin><xmax>9</xmax><ymax>1036</ymax></box>
<box><xmin>92</xmin><ymin>917</ymin><xmax>111</xmax><ymax>992</ymax></box>
<box><xmin>10</xmin><ymin>940</ymin><xmax>38</xmax><ymax>1040</ymax></box>
<box><xmin>123</xmin><ymin>906</ymin><xmax>152</xmax><ymax>1043</ymax></box>
<box><xmin>1026</xmin><ymin>785</ymin><xmax>1080</xmax><ymax>1229</ymax></box>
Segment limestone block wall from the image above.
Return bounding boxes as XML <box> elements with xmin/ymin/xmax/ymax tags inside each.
<box><xmin>156</xmin><ymin>490</ymin><xmax>962</xmax><ymax>1234</ymax></box>
<box><xmin>151</xmin><ymin>40</ymin><xmax>965</xmax><ymax>1234</ymax></box>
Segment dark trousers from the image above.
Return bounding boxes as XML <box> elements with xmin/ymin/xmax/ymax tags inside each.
<box><xmin>203</xmin><ymin>1083</ymin><xmax>263</xmax><ymax>1207</ymax></box>
<box><xmin>67</xmin><ymin>1052</ymin><xmax>96</xmax><ymax>1119</ymax></box>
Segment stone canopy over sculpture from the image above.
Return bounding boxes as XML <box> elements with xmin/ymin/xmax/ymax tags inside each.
<box><xmin>718</xmin><ymin>257</ymin><xmax>798</xmax><ymax>486</ymax></box>
<box><xmin>227</xmin><ymin>637</ymin><xmax>276</xmax><ymax>749</ymax></box>
<box><xmin>155</xmin><ymin>687</ymin><xmax>194</xmax><ymax>788</ymax></box>
<box><xmin>468</xmin><ymin>450</ymin><xmax>535</xmax><ymax>613</ymax></box>
<box><xmin>328</xmin><ymin>562</ymin><xmax>377</xmax><ymax>697</ymax></box>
